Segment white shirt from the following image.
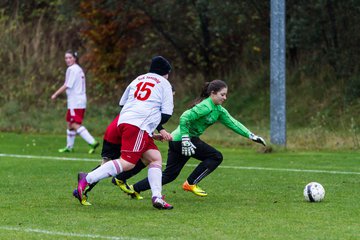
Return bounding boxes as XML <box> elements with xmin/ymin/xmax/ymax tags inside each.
<box><xmin>65</xmin><ymin>64</ymin><xmax>87</xmax><ymax>109</ymax></box>
<box><xmin>118</xmin><ymin>73</ymin><xmax>173</xmax><ymax>136</ymax></box>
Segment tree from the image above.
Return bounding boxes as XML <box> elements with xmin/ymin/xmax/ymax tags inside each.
<box><xmin>79</xmin><ymin>0</ymin><xmax>149</xmax><ymax>89</ymax></box>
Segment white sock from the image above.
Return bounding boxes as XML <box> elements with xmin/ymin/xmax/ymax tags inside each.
<box><xmin>66</xmin><ymin>129</ymin><xmax>76</xmax><ymax>148</ymax></box>
<box><xmin>148</xmin><ymin>164</ymin><xmax>162</xmax><ymax>198</ymax></box>
<box><xmin>86</xmin><ymin>160</ymin><xmax>123</xmax><ymax>184</ymax></box>
<box><xmin>77</xmin><ymin>126</ymin><xmax>96</xmax><ymax>144</ymax></box>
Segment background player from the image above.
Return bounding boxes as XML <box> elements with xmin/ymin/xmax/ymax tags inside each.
<box><xmin>51</xmin><ymin>50</ymin><xmax>99</xmax><ymax>154</ymax></box>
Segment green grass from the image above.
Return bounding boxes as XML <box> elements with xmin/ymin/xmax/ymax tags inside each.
<box><xmin>0</xmin><ymin>132</ymin><xmax>360</xmax><ymax>239</ymax></box>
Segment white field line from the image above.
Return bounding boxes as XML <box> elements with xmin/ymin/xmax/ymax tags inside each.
<box><xmin>1</xmin><ymin>153</ymin><xmax>360</xmax><ymax>175</ymax></box>
<box><xmin>0</xmin><ymin>226</ymin><xmax>147</xmax><ymax>240</ymax></box>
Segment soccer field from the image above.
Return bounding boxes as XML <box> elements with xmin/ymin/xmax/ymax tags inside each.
<box><xmin>0</xmin><ymin>132</ymin><xmax>359</xmax><ymax>240</ymax></box>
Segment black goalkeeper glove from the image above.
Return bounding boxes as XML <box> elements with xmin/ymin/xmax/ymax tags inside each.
<box><xmin>249</xmin><ymin>133</ymin><xmax>266</xmax><ymax>146</ymax></box>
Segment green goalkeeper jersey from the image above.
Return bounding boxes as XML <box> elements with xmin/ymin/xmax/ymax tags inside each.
<box><xmin>171</xmin><ymin>97</ymin><xmax>251</xmax><ymax>141</ymax></box>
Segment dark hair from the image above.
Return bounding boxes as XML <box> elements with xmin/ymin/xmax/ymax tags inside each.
<box><xmin>65</xmin><ymin>50</ymin><xmax>79</xmax><ymax>63</ymax></box>
<box><xmin>149</xmin><ymin>56</ymin><xmax>172</xmax><ymax>75</ymax></box>
<box><xmin>191</xmin><ymin>79</ymin><xmax>228</xmax><ymax>107</ymax></box>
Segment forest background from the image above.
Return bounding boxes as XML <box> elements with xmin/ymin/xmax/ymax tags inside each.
<box><xmin>0</xmin><ymin>0</ymin><xmax>359</xmax><ymax>150</ymax></box>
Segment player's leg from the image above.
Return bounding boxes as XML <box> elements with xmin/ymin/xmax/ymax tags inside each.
<box><xmin>142</xmin><ymin>149</ymin><xmax>173</xmax><ymax>210</ymax></box>
<box><xmin>71</xmin><ymin>109</ymin><xmax>99</xmax><ymax>154</ymax></box>
<box><xmin>83</xmin><ymin>158</ymin><xmax>114</xmax><ymax>197</ymax></box>
<box><xmin>113</xmin><ymin>159</ymin><xmax>147</xmax><ymax>184</ymax></box>
<box><xmin>75</xmin><ymin>125</ymin><xmax>99</xmax><ymax>154</ymax></box>
<box><xmin>182</xmin><ymin>138</ymin><xmax>223</xmax><ymax>197</ymax></box>
<box><xmin>81</xmin><ymin>164</ymin><xmax>100</xmax><ymax>196</ymax></box>
<box><xmin>75</xmin><ymin>123</ymin><xmax>146</xmax><ymax>205</ymax></box>
<box><xmin>112</xmin><ymin>159</ymin><xmax>147</xmax><ymax>198</ymax></box>
<box><xmin>75</xmin><ymin>158</ymin><xmax>135</xmax><ymax>205</ymax></box>
<box><xmin>83</xmin><ymin>138</ymin><xmax>121</xmax><ymax>198</ymax></box>
<box><xmin>59</xmin><ymin>110</ymin><xmax>76</xmax><ymax>152</ymax></box>
<box><xmin>130</xmin><ymin>141</ymin><xmax>190</xmax><ymax>194</ymax></box>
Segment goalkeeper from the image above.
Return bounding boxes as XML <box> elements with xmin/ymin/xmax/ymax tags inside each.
<box><xmin>114</xmin><ymin>79</ymin><xmax>266</xmax><ymax>198</ymax></box>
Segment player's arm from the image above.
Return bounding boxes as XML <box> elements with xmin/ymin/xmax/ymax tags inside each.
<box><xmin>156</xmin><ymin>113</ymin><xmax>172</xmax><ymax>141</ymax></box>
<box><xmin>156</xmin><ymin>113</ymin><xmax>172</xmax><ymax>131</ymax></box>
<box><xmin>52</xmin><ymin>67</ymin><xmax>74</xmax><ymax>100</ymax></box>
<box><xmin>218</xmin><ymin>107</ymin><xmax>266</xmax><ymax>146</ymax></box>
<box><xmin>156</xmin><ymin>82</ymin><xmax>174</xmax><ymax>141</ymax></box>
<box><xmin>119</xmin><ymin>85</ymin><xmax>131</xmax><ymax>107</ymax></box>
<box><xmin>160</xmin><ymin>81</ymin><xmax>174</xmax><ymax>116</ymax></box>
<box><xmin>51</xmin><ymin>85</ymin><xmax>67</xmax><ymax>100</ymax></box>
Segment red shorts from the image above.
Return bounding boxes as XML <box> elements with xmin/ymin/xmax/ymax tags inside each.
<box><xmin>117</xmin><ymin>123</ymin><xmax>158</xmax><ymax>164</ymax></box>
<box><xmin>103</xmin><ymin>115</ymin><xmax>121</xmax><ymax>144</ymax></box>
<box><xmin>66</xmin><ymin>109</ymin><xmax>85</xmax><ymax>124</ymax></box>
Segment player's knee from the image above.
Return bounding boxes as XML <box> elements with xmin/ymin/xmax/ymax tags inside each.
<box><xmin>207</xmin><ymin>151</ymin><xmax>223</xmax><ymax>171</ymax></box>
<box><xmin>131</xmin><ymin>160</ymin><xmax>147</xmax><ymax>174</ymax></box>
<box><xmin>214</xmin><ymin>151</ymin><xmax>223</xmax><ymax>164</ymax></box>
<box><xmin>101</xmin><ymin>157</ymin><xmax>111</xmax><ymax>165</ymax></box>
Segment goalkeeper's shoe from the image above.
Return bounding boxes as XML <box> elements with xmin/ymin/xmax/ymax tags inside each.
<box><xmin>111</xmin><ymin>177</ymin><xmax>134</xmax><ymax>194</ymax></box>
<box><xmin>76</xmin><ymin>172</ymin><xmax>90</xmax><ymax>205</ymax></box>
<box><xmin>182</xmin><ymin>180</ymin><xmax>208</xmax><ymax>197</ymax></box>
<box><xmin>58</xmin><ymin>147</ymin><xmax>73</xmax><ymax>153</ymax></box>
<box><xmin>88</xmin><ymin>141</ymin><xmax>100</xmax><ymax>154</ymax></box>
<box><xmin>152</xmin><ymin>196</ymin><xmax>173</xmax><ymax>210</ymax></box>
<box><xmin>73</xmin><ymin>189</ymin><xmax>91</xmax><ymax>206</ymax></box>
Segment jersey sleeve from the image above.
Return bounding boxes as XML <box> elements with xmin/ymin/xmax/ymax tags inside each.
<box><xmin>119</xmin><ymin>84</ymin><xmax>131</xmax><ymax>107</ymax></box>
<box><xmin>160</xmin><ymin>81</ymin><xmax>174</xmax><ymax>115</ymax></box>
<box><xmin>179</xmin><ymin>103</ymin><xmax>211</xmax><ymax>136</ymax></box>
<box><xmin>218</xmin><ymin>107</ymin><xmax>251</xmax><ymax>138</ymax></box>
<box><xmin>64</xmin><ymin>67</ymin><xmax>76</xmax><ymax>88</ymax></box>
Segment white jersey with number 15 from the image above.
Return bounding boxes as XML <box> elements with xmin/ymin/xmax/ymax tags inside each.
<box><xmin>118</xmin><ymin>73</ymin><xmax>173</xmax><ymax>136</ymax></box>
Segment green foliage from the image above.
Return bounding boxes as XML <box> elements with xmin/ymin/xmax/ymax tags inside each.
<box><xmin>0</xmin><ymin>0</ymin><xmax>82</xmax><ymax>107</ymax></box>
<box><xmin>0</xmin><ymin>1</ymin><xmax>360</xmax><ymax>150</ymax></box>
<box><xmin>287</xmin><ymin>0</ymin><xmax>360</xmax><ymax>78</ymax></box>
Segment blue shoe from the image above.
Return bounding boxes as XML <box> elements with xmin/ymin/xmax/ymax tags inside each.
<box><xmin>73</xmin><ymin>189</ymin><xmax>91</xmax><ymax>206</ymax></box>
<box><xmin>75</xmin><ymin>172</ymin><xmax>91</xmax><ymax>206</ymax></box>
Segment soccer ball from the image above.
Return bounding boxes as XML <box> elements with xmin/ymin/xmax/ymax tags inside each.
<box><xmin>303</xmin><ymin>182</ymin><xmax>325</xmax><ymax>202</ymax></box>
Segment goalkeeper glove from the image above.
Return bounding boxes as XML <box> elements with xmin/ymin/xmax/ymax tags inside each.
<box><xmin>249</xmin><ymin>133</ymin><xmax>266</xmax><ymax>146</ymax></box>
<box><xmin>181</xmin><ymin>135</ymin><xmax>196</xmax><ymax>156</ymax></box>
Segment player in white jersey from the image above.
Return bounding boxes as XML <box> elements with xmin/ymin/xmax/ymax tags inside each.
<box><xmin>74</xmin><ymin>56</ymin><xmax>174</xmax><ymax>209</ymax></box>
<box><xmin>51</xmin><ymin>50</ymin><xmax>99</xmax><ymax>154</ymax></box>
<box><xmin>117</xmin><ymin>73</ymin><xmax>173</xmax><ymax>135</ymax></box>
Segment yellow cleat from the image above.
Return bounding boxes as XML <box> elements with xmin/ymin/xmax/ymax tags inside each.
<box><xmin>112</xmin><ymin>178</ymin><xmax>143</xmax><ymax>200</ymax></box>
<box><xmin>182</xmin><ymin>180</ymin><xmax>208</xmax><ymax>197</ymax></box>
<box><xmin>129</xmin><ymin>185</ymin><xmax>144</xmax><ymax>200</ymax></box>
<box><xmin>81</xmin><ymin>198</ymin><xmax>92</xmax><ymax>206</ymax></box>
<box><xmin>73</xmin><ymin>189</ymin><xmax>92</xmax><ymax>206</ymax></box>
<box><xmin>112</xmin><ymin>178</ymin><xmax>134</xmax><ymax>194</ymax></box>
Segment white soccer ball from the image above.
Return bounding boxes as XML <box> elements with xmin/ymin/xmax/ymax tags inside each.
<box><xmin>303</xmin><ymin>182</ymin><xmax>325</xmax><ymax>202</ymax></box>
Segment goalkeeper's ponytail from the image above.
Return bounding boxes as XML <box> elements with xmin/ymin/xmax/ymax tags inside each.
<box><xmin>200</xmin><ymin>82</ymin><xmax>211</xmax><ymax>98</ymax></box>
<box><xmin>190</xmin><ymin>80</ymin><xmax>227</xmax><ymax>108</ymax></box>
